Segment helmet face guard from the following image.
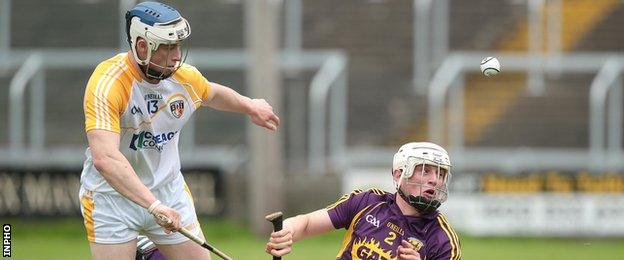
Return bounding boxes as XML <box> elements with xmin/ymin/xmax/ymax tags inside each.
<box><xmin>125</xmin><ymin>2</ymin><xmax>191</xmax><ymax>80</ymax></box>
<box><xmin>139</xmin><ymin>36</ymin><xmax>190</xmax><ymax>80</ymax></box>
<box><xmin>392</xmin><ymin>142</ymin><xmax>452</xmax><ymax>214</ymax></box>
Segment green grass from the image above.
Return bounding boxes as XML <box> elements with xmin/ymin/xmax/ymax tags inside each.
<box><xmin>461</xmin><ymin>236</ymin><xmax>624</xmax><ymax>260</ymax></box>
<box><xmin>8</xmin><ymin>217</ymin><xmax>341</xmax><ymax>260</ymax></box>
<box><xmin>7</xmin><ymin>218</ymin><xmax>624</xmax><ymax>259</ymax></box>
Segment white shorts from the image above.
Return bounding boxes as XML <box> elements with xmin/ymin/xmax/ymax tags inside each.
<box><xmin>79</xmin><ymin>175</ymin><xmax>201</xmax><ymax>245</ymax></box>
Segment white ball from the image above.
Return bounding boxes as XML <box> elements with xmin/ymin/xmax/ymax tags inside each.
<box><xmin>480</xmin><ymin>57</ymin><xmax>500</xmax><ymax>77</ymax></box>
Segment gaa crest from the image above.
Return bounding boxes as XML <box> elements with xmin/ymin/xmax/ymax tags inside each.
<box><xmin>169</xmin><ymin>99</ymin><xmax>185</xmax><ymax>118</ymax></box>
<box><xmin>407</xmin><ymin>237</ymin><xmax>424</xmax><ymax>251</ymax></box>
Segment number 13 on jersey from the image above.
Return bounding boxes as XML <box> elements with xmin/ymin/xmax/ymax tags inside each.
<box><xmin>147</xmin><ymin>100</ymin><xmax>158</xmax><ymax>114</ymax></box>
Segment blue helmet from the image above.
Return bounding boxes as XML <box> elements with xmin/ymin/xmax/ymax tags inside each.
<box><xmin>125</xmin><ymin>1</ymin><xmax>191</xmax><ymax>66</ymax></box>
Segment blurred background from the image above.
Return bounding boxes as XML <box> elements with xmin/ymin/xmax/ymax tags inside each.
<box><xmin>1</xmin><ymin>0</ymin><xmax>623</xmax><ymax>259</ymax></box>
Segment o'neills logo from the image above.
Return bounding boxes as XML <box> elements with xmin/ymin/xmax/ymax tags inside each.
<box><xmin>170</xmin><ymin>99</ymin><xmax>185</xmax><ymax>118</ymax></box>
<box><xmin>129</xmin><ymin>131</ymin><xmax>177</xmax><ymax>152</ymax></box>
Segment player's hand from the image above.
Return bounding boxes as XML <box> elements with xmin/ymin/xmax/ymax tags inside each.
<box><xmin>265</xmin><ymin>228</ymin><xmax>293</xmax><ymax>257</ymax></box>
<box><xmin>397</xmin><ymin>240</ymin><xmax>421</xmax><ymax>260</ymax></box>
<box><xmin>248</xmin><ymin>98</ymin><xmax>280</xmax><ymax>131</ymax></box>
<box><xmin>151</xmin><ymin>204</ymin><xmax>181</xmax><ymax>234</ymax></box>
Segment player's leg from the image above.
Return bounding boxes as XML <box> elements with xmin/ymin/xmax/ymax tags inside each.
<box><xmin>155</xmin><ymin>228</ymin><xmax>211</xmax><ymax>259</ymax></box>
<box><xmin>145</xmin><ymin>178</ymin><xmax>210</xmax><ymax>259</ymax></box>
<box><xmin>80</xmin><ymin>188</ymin><xmax>142</xmax><ymax>260</ymax></box>
<box><xmin>90</xmin><ymin>241</ymin><xmax>137</xmax><ymax>260</ymax></box>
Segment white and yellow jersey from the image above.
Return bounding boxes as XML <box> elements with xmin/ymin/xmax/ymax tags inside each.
<box><xmin>81</xmin><ymin>53</ymin><xmax>213</xmax><ymax>193</ymax></box>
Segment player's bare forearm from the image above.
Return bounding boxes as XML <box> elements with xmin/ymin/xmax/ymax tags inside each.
<box><xmin>284</xmin><ymin>215</ymin><xmax>309</xmax><ymax>242</ymax></box>
<box><xmin>206</xmin><ymin>81</ymin><xmax>280</xmax><ymax>131</ymax></box>
<box><xmin>87</xmin><ymin>130</ymin><xmax>157</xmax><ymax>209</ymax></box>
<box><xmin>205</xmin><ymin>82</ymin><xmax>253</xmax><ymax>114</ymax></box>
<box><xmin>96</xmin><ymin>155</ymin><xmax>156</xmax><ymax>208</ymax></box>
<box><xmin>285</xmin><ymin>209</ymin><xmax>335</xmax><ymax>242</ymax></box>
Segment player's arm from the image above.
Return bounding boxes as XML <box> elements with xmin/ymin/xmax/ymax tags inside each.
<box><xmin>204</xmin><ymin>82</ymin><xmax>280</xmax><ymax>131</ymax></box>
<box><xmin>87</xmin><ymin>129</ymin><xmax>181</xmax><ymax>232</ymax></box>
<box><xmin>284</xmin><ymin>209</ymin><xmax>335</xmax><ymax>241</ymax></box>
<box><xmin>87</xmin><ymin>129</ymin><xmax>157</xmax><ymax>209</ymax></box>
<box><xmin>266</xmin><ymin>209</ymin><xmax>334</xmax><ymax>257</ymax></box>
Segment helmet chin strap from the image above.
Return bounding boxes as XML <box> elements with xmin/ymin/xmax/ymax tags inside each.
<box><xmin>140</xmin><ymin>61</ymin><xmax>177</xmax><ymax>81</ymax></box>
<box><xmin>145</xmin><ymin>65</ymin><xmax>171</xmax><ymax>80</ymax></box>
<box><xmin>397</xmin><ymin>188</ymin><xmax>441</xmax><ymax>214</ymax></box>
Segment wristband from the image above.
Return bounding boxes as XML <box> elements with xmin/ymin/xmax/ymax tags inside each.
<box><xmin>147</xmin><ymin>200</ymin><xmax>162</xmax><ymax>214</ymax></box>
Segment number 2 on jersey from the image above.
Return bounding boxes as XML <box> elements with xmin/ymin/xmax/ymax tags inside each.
<box><xmin>384</xmin><ymin>231</ymin><xmax>396</xmax><ymax>245</ymax></box>
<box><xmin>148</xmin><ymin>100</ymin><xmax>158</xmax><ymax>114</ymax></box>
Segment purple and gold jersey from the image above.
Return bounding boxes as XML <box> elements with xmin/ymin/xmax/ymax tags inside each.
<box><xmin>327</xmin><ymin>188</ymin><xmax>461</xmax><ymax>260</ymax></box>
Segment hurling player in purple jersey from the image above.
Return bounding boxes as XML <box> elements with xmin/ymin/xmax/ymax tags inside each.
<box><xmin>266</xmin><ymin>142</ymin><xmax>461</xmax><ymax>260</ymax></box>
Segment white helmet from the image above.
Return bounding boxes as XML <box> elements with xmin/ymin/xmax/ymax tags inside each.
<box><xmin>125</xmin><ymin>2</ymin><xmax>191</xmax><ymax>78</ymax></box>
<box><xmin>392</xmin><ymin>142</ymin><xmax>452</xmax><ymax>213</ymax></box>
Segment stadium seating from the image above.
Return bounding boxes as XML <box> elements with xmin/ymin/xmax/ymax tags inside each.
<box><xmin>5</xmin><ymin>0</ymin><xmax>624</xmax><ymax>150</ymax></box>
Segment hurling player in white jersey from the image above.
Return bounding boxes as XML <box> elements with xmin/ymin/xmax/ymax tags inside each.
<box><xmin>80</xmin><ymin>2</ymin><xmax>279</xmax><ymax>259</ymax></box>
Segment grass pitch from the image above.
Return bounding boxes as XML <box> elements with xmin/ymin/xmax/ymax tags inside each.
<box><xmin>7</xmin><ymin>217</ymin><xmax>624</xmax><ymax>259</ymax></box>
